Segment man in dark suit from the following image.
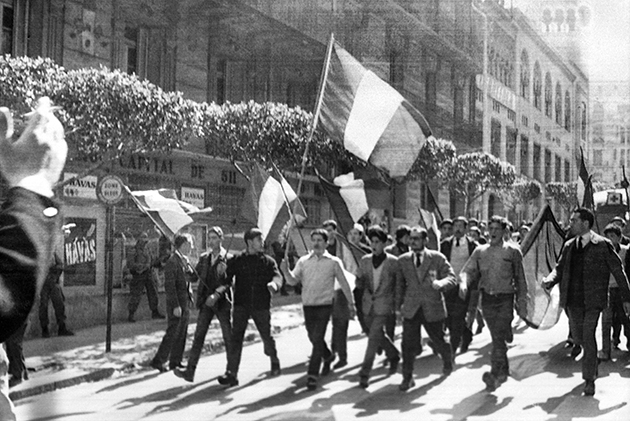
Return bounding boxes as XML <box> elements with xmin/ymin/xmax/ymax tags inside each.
<box><xmin>0</xmin><ymin>98</ymin><xmax>67</xmax><ymax>419</ymax></box>
<box><xmin>396</xmin><ymin>226</ymin><xmax>457</xmax><ymax>391</ymax></box>
<box><xmin>543</xmin><ymin>208</ymin><xmax>630</xmax><ymax>396</ymax></box>
<box><xmin>356</xmin><ymin>226</ymin><xmax>401</xmax><ymax>388</ymax></box>
<box><xmin>440</xmin><ymin>216</ymin><xmax>477</xmax><ymax>354</ymax></box>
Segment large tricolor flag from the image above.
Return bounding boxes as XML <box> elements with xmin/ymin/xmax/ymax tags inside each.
<box><xmin>517</xmin><ymin>205</ymin><xmax>565</xmax><ymax>330</ymax></box>
<box><xmin>577</xmin><ymin>147</ymin><xmax>594</xmax><ymax>209</ymax></box>
<box><xmin>126</xmin><ymin>188</ymin><xmax>197</xmax><ymax>241</ymax></box>
<box><xmin>241</xmin><ymin>163</ymin><xmax>306</xmax><ymax>241</ymax></box>
<box><xmin>318</xmin><ymin>37</ymin><xmax>433</xmax><ymax>178</ymax></box>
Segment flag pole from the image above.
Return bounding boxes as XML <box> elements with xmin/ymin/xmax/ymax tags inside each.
<box><xmin>285</xmin><ymin>33</ymin><xmax>335</xmax><ymax>259</ymax></box>
<box><xmin>270</xmin><ymin>159</ymin><xmax>309</xmax><ymax>252</ymax></box>
<box><xmin>622</xmin><ymin>165</ymin><xmax>630</xmax><ymax>220</ymax></box>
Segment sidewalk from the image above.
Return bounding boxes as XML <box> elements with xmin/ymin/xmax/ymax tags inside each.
<box><xmin>9</xmin><ymin>295</ymin><xmax>304</xmax><ymax>402</ymax></box>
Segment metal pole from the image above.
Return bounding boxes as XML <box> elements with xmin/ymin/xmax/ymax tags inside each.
<box><xmin>105</xmin><ymin>205</ymin><xmax>114</xmax><ymax>352</ymax></box>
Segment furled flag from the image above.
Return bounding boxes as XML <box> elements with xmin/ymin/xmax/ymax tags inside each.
<box><xmin>577</xmin><ymin>147</ymin><xmax>594</xmax><ymax>209</ymax></box>
<box><xmin>126</xmin><ymin>188</ymin><xmax>197</xmax><ymax>241</ymax></box>
<box><xmin>516</xmin><ymin>205</ymin><xmax>566</xmax><ymax>330</ymax></box>
<box><xmin>417</xmin><ymin>185</ymin><xmax>443</xmax><ymax>250</ymax></box>
<box><xmin>318</xmin><ymin>39</ymin><xmax>433</xmax><ymax>178</ymax></box>
<box><xmin>241</xmin><ymin>163</ymin><xmax>306</xmax><ymax>241</ymax></box>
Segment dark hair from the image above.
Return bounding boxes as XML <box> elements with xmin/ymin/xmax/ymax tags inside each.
<box><xmin>174</xmin><ymin>234</ymin><xmax>192</xmax><ymax>249</ymax></box>
<box><xmin>367</xmin><ymin>225</ymin><xmax>388</xmax><ymax>242</ymax></box>
<box><xmin>322</xmin><ymin>220</ymin><xmax>337</xmax><ymax>230</ymax></box>
<box><xmin>611</xmin><ymin>216</ymin><xmax>627</xmax><ymax>227</ymax></box>
<box><xmin>603</xmin><ymin>223</ymin><xmax>622</xmax><ymax>237</ymax></box>
<box><xmin>488</xmin><ymin>215</ymin><xmax>508</xmax><ymax>230</ymax></box>
<box><xmin>468</xmin><ymin>218</ymin><xmax>479</xmax><ymax>225</ymax></box>
<box><xmin>394</xmin><ymin>224</ymin><xmax>411</xmax><ymax>240</ymax></box>
<box><xmin>573</xmin><ymin>208</ymin><xmax>595</xmax><ymax>228</ymax></box>
<box><xmin>209</xmin><ymin>226</ymin><xmax>224</xmax><ymax>239</ymax></box>
<box><xmin>410</xmin><ymin>226</ymin><xmax>428</xmax><ymax>239</ymax></box>
<box><xmin>439</xmin><ymin>219</ymin><xmax>453</xmax><ymax>228</ymax></box>
<box><xmin>311</xmin><ymin>228</ymin><xmax>329</xmax><ymax>242</ymax></box>
<box><xmin>244</xmin><ymin>227</ymin><xmax>263</xmax><ymax>243</ymax></box>
<box><xmin>453</xmin><ymin>216</ymin><xmax>468</xmax><ymax>226</ymax></box>
<box><xmin>469</xmin><ymin>226</ymin><xmax>481</xmax><ymax>235</ymax></box>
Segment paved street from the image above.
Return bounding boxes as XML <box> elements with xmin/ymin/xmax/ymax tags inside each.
<box><xmin>13</xmin><ymin>311</ymin><xmax>630</xmax><ymax>421</ymax></box>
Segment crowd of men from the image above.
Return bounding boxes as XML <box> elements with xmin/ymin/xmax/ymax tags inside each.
<box><xmin>156</xmin><ymin>209</ymin><xmax>630</xmax><ymax>398</ymax></box>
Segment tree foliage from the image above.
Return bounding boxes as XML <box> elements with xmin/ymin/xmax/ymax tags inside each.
<box><xmin>497</xmin><ymin>177</ymin><xmax>542</xmax><ymax>210</ymax></box>
<box><xmin>406</xmin><ymin>137</ymin><xmax>457</xmax><ymax>181</ymax></box>
<box><xmin>447</xmin><ymin>152</ymin><xmax>517</xmax><ymax>216</ymax></box>
<box><xmin>545</xmin><ymin>182</ymin><xmax>578</xmax><ymax>215</ymax></box>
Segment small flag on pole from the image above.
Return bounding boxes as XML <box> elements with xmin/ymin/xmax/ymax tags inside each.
<box><xmin>318</xmin><ymin>39</ymin><xmax>433</xmax><ymax>178</ymax></box>
<box><xmin>241</xmin><ymin>163</ymin><xmax>306</xmax><ymax>241</ymax></box>
<box><xmin>577</xmin><ymin>147</ymin><xmax>594</xmax><ymax>209</ymax></box>
<box><xmin>126</xmin><ymin>188</ymin><xmax>196</xmax><ymax>240</ymax></box>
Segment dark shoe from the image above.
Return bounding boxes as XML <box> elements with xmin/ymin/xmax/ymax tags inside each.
<box><xmin>174</xmin><ymin>367</ymin><xmax>195</xmax><ymax>383</ymax></box>
<box><xmin>321</xmin><ymin>355</ymin><xmax>333</xmax><ymax>376</ymax></box>
<box><xmin>333</xmin><ymin>360</ymin><xmax>347</xmax><ymax>370</ymax></box>
<box><xmin>399</xmin><ymin>377</ymin><xmax>415</xmax><ymax>392</ymax></box>
<box><xmin>388</xmin><ymin>356</ymin><xmax>400</xmax><ymax>375</ymax></box>
<box><xmin>42</xmin><ymin>327</ymin><xmax>50</xmax><ymax>338</ymax></box>
<box><xmin>58</xmin><ymin>327</ymin><xmax>75</xmax><ymax>336</ymax></box>
<box><xmin>270</xmin><ymin>361</ymin><xmax>281</xmax><ymax>376</ymax></box>
<box><xmin>218</xmin><ymin>372</ymin><xmax>239</xmax><ymax>387</ymax></box>
<box><xmin>443</xmin><ymin>363</ymin><xmax>453</xmax><ymax>376</ymax></box>
<box><xmin>570</xmin><ymin>345</ymin><xmax>582</xmax><ymax>359</ymax></box>
<box><xmin>482</xmin><ymin>372</ymin><xmax>501</xmax><ymax>391</ymax></box>
<box><xmin>583</xmin><ymin>380</ymin><xmax>595</xmax><ymax>396</ymax></box>
<box><xmin>149</xmin><ymin>359</ymin><xmax>167</xmax><ymax>373</ymax></box>
<box><xmin>359</xmin><ymin>375</ymin><xmax>369</xmax><ymax>389</ymax></box>
<box><xmin>128</xmin><ymin>314</ymin><xmax>136</xmax><ymax>323</ymax></box>
<box><xmin>306</xmin><ymin>375</ymin><xmax>318</xmax><ymax>390</ymax></box>
<box><xmin>152</xmin><ymin>312</ymin><xmax>166</xmax><ymax>320</ymax></box>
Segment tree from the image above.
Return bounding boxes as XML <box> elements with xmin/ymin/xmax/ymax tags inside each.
<box><xmin>545</xmin><ymin>182</ymin><xmax>578</xmax><ymax>216</ymax></box>
<box><xmin>0</xmin><ymin>55</ymin><xmax>203</xmax><ymax>186</ymax></box>
<box><xmin>447</xmin><ymin>152</ymin><xmax>517</xmax><ymax>216</ymax></box>
<box><xmin>405</xmin><ymin>137</ymin><xmax>457</xmax><ymax>182</ymax></box>
<box><xmin>496</xmin><ymin>177</ymin><xmax>542</xmax><ymax>211</ymax></box>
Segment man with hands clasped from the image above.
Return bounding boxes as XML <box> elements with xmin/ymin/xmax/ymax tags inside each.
<box><xmin>542</xmin><ymin>208</ymin><xmax>630</xmax><ymax>396</ymax></box>
<box><xmin>396</xmin><ymin>226</ymin><xmax>457</xmax><ymax>392</ymax></box>
<box><xmin>175</xmin><ymin>226</ymin><xmax>232</xmax><ymax>383</ymax></box>
<box><xmin>220</xmin><ymin>227</ymin><xmax>283</xmax><ymax>387</ymax></box>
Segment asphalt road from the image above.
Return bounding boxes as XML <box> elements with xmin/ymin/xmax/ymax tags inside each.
<box><xmin>14</xmin><ymin>313</ymin><xmax>630</xmax><ymax>421</ymax></box>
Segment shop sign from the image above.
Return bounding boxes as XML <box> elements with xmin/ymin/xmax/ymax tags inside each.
<box><xmin>63</xmin><ymin>173</ymin><xmax>98</xmax><ymax>200</ymax></box>
<box><xmin>97</xmin><ymin>174</ymin><xmax>125</xmax><ymax>205</ymax></box>
<box><xmin>181</xmin><ymin>186</ymin><xmax>205</xmax><ymax>209</ymax></box>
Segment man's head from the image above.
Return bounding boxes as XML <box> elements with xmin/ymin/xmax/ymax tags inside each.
<box><xmin>487</xmin><ymin>215</ymin><xmax>508</xmax><ymax>246</ymax></box>
<box><xmin>409</xmin><ymin>226</ymin><xmax>428</xmax><ymax>252</ymax></box>
<box><xmin>468</xmin><ymin>226</ymin><xmax>482</xmax><ymax>242</ymax></box>
<box><xmin>136</xmin><ymin>232</ymin><xmax>149</xmax><ymax>248</ymax></box>
<box><xmin>611</xmin><ymin>216</ymin><xmax>626</xmax><ymax>229</ymax></box>
<box><xmin>310</xmin><ymin>228</ymin><xmax>329</xmax><ymax>255</ymax></box>
<box><xmin>348</xmin><ymin>223</ymin><xmax>364</xmax><ymax>245</ymax></box>
<box><xmin>468</xmin><ymin>218</ymin><xmax>479</xmax><ymax>228</ymax></box>
<box><xmin>367</xmin><ymin>225</ymin><xmax>388</xmax><ymax>255</ymax></box>
<box><xmin>395</xmin><ymin>225</ymin><xmax>411</xmax><ymax>245</ymax></box>
<box><xmin>439</xmin><ymin>219</ymin><xmax>453</xmax><ymax>238</ymax></box>
<box><xmin>208</xmin><ymin>226</ymin><xmax>224</xmax><ymax>252</ymax></box>
<box><xmin>518</xmin><ymin>225</ymin><xmax>530</xmax><ymax>240</ymax></box>
<box><xmin>453</xmin><ymin>216</ymin><xmax>467</xmax><ymax>238</ymax></box>
<box><xmin>322</xmin><ymin>220</ymin><xmax>337</xmax><ymax>245</ymax></box>
<box><xmin>604</xmin><ymin>223</ymin><xmax>622</xmax><ymax>246</ymax></box>
<box><xmin>570</xmin><ymin>208</ymin><xmax>594</xmax><ymax>237</ymax></box>
<box><xmin>174</xmin><ymin>233</ymin><xmax>193</xmax><ymax>254</ymax></box>
<box><xmin>244</xmin><ymin>227</ymin><xmax>264</xmax><ymax>254</ymax></box>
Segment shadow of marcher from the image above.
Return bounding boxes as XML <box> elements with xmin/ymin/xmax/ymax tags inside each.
<box><xmin>430</xmin><ymin>391</ymin><xmax>513</xmax><ymax>421</ymax></box>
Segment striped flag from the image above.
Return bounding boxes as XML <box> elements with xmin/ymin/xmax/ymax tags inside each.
<box><xmin>127</xmin><ymin>188</ymin><xmax>195</xmax><ymax>240</ymax></box>
<box><xmin>318</xmin><ymin>41</ymin><xmax>433</xmax><ymax>178</ymax></box>
<box><xmin>577</xmin><ymin>147</ymin><xmax>594</xmax><ymax>209</ymax></box>
<box><xmin>241</xmin><ymin>163</ymin><xmax>306</xmax><ymax>241</ymax></box>
<box><xmin>517</xmin><ymin>205</ymin><xmax>565</xmax><ymax>329</ymax></box>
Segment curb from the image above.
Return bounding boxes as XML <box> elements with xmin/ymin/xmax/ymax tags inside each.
<box><xmin>9</xmin><ymin>368</ymin><xmax>116</xmax><ymax>401</ymax></box>
<box><xmin>11</xmin><ymin>304</ymin><xmax>305</xmax><ymax>401</ymax></box>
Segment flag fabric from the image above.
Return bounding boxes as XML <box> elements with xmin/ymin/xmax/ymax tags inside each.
<box><xmin>577</xmin><ymin>147</ymin><xmax>594</xmax><ymax>209</ymax></box>
<box><xmin>127</xmin><ymin>188</ymin><xmax>195</xmax><ymax>241</ymax></box>
<box><xmin>241</xmin><ymin>163</ymin><xmax>306</xmax><ymax>241</ymax></box>
<box><xmin>517</xmin><ymin>205</ymin><xmax>566</xmax><ymax>330</ymax></box>
<box><xmin>418</xmin><ymin>208</ymin><xmax>441</xmax><ymax>250</ymax></box>
<box><xmin>318</xmin><ymin>41</ymin><xmax>433</xmax><ymax>178</ymax></box>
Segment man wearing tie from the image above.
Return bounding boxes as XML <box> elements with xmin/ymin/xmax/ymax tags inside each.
<box><xmin>543</xmin><ymin>208</ymin><xmax>630</xmax><ymax>396</ymax></box>
<box><xmin>396</xmin><ymin>226</ymin><xmax>457</xmax><ymax>391</ymax></box>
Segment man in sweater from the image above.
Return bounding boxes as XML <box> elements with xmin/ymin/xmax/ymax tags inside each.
<box><xmin>281</xmin><ymin>228</ymin><xmax>354</xmax><ymax>391</ymax></box>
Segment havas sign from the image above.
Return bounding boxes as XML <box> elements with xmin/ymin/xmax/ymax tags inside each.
<box><xmin>63</xmin><ymin>173</ymin><xmax>98</xmax><ymax>200</ymax></box>
<box><xmin>181</xmin><ymin>186</ymin><xmax>205</xmax><ymax>209</ymax></box>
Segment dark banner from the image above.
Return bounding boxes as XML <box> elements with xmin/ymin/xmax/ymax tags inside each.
<box><xmin>64</xmin><ymin>217</ymin><xmax>97</xmax><ymax>286</ymax></box>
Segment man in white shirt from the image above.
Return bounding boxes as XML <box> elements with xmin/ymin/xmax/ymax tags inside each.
<box><xmin>281</xmin><ymin>228</ymin><xmax>354</xmax><ymax>391</ymax></box>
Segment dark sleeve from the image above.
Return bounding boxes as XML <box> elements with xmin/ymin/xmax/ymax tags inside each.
<box><xmin>0</xmin><ymin>188</ymin><xmax>61</xmax><ymax>343</ymax></box>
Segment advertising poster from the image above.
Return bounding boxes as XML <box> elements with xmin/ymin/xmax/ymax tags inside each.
<box><xmin>64</xmin><ymin>217</ymin><xmax>97</xmax><ymax>286</ymax></box>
